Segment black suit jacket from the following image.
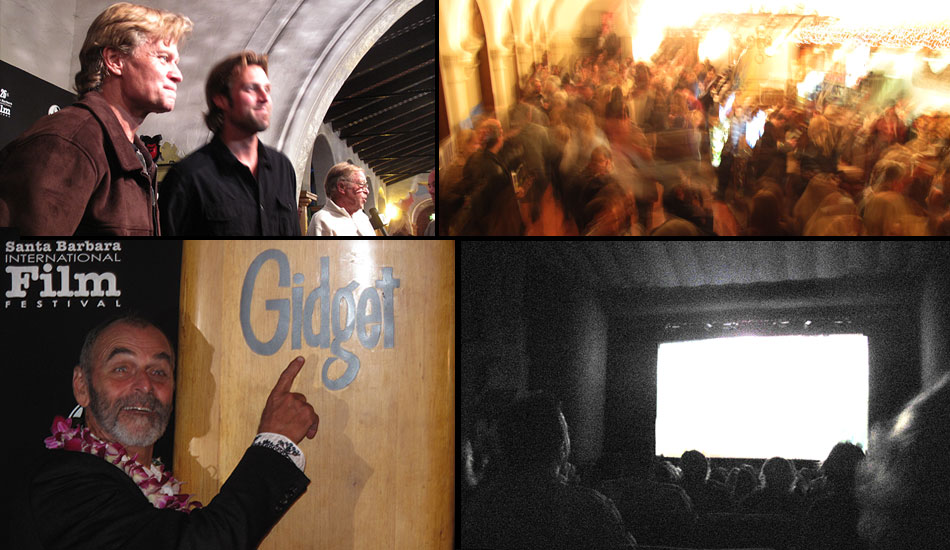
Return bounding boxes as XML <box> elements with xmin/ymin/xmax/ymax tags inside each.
<box><xmin>11</xmin><ymin>445</ymin><xmax>309</xmax><ymax>550</ymax></box>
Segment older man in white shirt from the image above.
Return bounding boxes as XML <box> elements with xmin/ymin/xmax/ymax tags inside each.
<box><xmin>307</xmin><ymin>162</ymin><xmax>377</xmax><ymax>236</ymax></box>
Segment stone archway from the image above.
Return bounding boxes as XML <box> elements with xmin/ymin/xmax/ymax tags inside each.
<box><xmin>258</xmin><ymin>0</ymin><xmax>423</xmax><ymax>188</ymax></box>
<box><xmin>309</xmin><ymin>133</ymin><xmax>335</xmax><ymax>204</ymax></box>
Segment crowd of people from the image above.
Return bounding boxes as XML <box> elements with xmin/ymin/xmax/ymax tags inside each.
<box><xmin>440</xmin><ymin>35</ymin><xmax>950</xmax><ymax>236</ymax></box>
<box><xmin>461</xmin><ymin>371</ymin><xmax>950</xmax><ymax>549</ymax></box>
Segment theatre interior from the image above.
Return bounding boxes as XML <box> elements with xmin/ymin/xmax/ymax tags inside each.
<box><xmin>461</xmin><ymin>241</ymin><xmax>950</xmax><ymax>549</ymax></box>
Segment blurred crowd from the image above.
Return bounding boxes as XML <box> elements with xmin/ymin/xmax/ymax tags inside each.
<box><xmin>439</xmin><ymin>37</ymin><xmax>950</xmax><ymax>236</ymax></box>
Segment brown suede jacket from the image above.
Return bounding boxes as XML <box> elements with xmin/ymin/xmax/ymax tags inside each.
<box><xmin>0</xmin><ymin>91</ymin><xmax>160</xmax><ymax>235</ymax></box>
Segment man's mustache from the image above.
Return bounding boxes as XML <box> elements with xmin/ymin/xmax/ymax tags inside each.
<box><xmin>112</xmin><ymin>393</ymin><xmax>169</xmax><ymax>415</ymax></box>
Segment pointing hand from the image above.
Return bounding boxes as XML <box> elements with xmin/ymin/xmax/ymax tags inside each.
<box><xmin>258</xmin><ymin>356</ymin><xmax>320</xmax><ymax>443</ymax></box>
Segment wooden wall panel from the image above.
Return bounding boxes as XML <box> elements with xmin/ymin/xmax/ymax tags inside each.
<box><xmin>174</xmin><ymin>241</ymin><xmax>454</xmax><ymax>549</ymax></box>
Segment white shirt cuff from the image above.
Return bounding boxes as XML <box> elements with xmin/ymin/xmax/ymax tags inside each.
<box><xmin>252</xmin><ymin>432</ymin><xmax>306</xmax><ymax>471</ymax></box>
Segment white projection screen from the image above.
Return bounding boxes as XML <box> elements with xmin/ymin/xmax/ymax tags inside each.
<box><xmin>656</xmin><ymin>334</ymin><xmax>869</xmax><ymax>460</ymax></box>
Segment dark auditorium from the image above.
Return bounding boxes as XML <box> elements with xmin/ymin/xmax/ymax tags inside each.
<box><xmin>460</xmin><ymin>241</ymin><xmax>950</xmax><ymax>550</ymax></box>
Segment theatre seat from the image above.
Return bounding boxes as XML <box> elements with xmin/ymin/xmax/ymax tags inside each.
<box><xmin>693</xmin><ymin>513</ymin><xmax>798</xmax><ymax>550</ymax></box>
<box><xmin>639</xmin><ymin>547</ymin><xmax>775</xmax><ymax>550</ymax></box>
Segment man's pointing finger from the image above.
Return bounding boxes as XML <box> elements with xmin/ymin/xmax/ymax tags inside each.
<box><xmin>271</xmin><ymin>356</ymin><xmax>305</xmax><ymax>395</ymax></box>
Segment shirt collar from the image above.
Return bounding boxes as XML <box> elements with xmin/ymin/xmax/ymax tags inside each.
<box><xmin>77</xmin><ymin>91</ymin><xmax>154</xmax><ymax>176</ymax></box>
<box><xmin>325</xmin><ymin>197</ymin><xmax>361</xmax><ymax>219</ymax></box>
<box><xmin>208</xmin><ymin>134</ymin><xmax>272</xmax><ymax>172</ymax></box>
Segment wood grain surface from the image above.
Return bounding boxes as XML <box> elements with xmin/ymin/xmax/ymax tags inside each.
<box><xmin>174</xmin><ymin>240</ymin><xmax>455</xmax><ymax>549</ymax></box>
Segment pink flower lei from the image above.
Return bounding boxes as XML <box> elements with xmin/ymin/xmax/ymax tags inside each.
<box><xmin>45</xmin><ymin>416</ymin><xmax>202</xmax><ymax>513</ymax></box>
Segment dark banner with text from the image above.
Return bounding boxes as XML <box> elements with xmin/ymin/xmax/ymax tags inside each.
<box><xmin>3</xmin><ymin>239</ymin><xmax>182</xmax><ymax>469</ymax></box>
<box><xmin>0</xmin><ymin>60</ymin><xmax>77</xmax><ymax>151</ymax></box>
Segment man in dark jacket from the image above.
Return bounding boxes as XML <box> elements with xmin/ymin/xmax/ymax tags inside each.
<box><xmin>10</xmin><ymin>315</ymin><xmax>319</xmax><ymax>549</ymax></box>
<box><xmin>0</xmin><ymin>3</ymin><xmax>192</xmax><ymax>236</ymax></box>
<box><xmin>753</xmin><ymin>111</ymin><xmax>792</xmax><ymax>180</ymax></box>
<box><xmin>460</xmin><ymin>118</ymin><xmax>524</xmax><ymax>235</ymax></box>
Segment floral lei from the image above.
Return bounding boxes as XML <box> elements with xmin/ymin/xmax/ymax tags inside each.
<box><xmin>45</xmin><ymin>416</ymin><xmax>202</xmax><ymax>513</ymax></box>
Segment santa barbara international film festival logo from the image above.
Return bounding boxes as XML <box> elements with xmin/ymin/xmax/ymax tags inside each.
<box><xmin>4</xmin><ymin>241</ymin><xmax>123</xmax><ymax>309</ymax></box>
<box><xmin>240</xmin><ymin>249</ymin><xmax>400</xmax><ymax>391</ymax></box>
<box><xmin>0</xmin><ymin>87</ymin><xmax>11</xmax><ymax>118</ymax></box>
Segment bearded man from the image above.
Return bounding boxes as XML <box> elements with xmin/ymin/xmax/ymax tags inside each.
<box><xmin>159</xmin><ymin>51</ymin><xmax>300</xmax><ymax>235</ymax></box>
<box><xmin>10</xmin><ymin>315</ymin><xmax>319</xmax><ymax>549</ymax></box>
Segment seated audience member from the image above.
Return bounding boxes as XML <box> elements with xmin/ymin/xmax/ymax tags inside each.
<box><xmin>709</xmin><ymin>466</ymin><xmax>729</xmax><ymax>485</ymax></box>
<box><xmin>794</xmin><ymin>466</ymin><xmax>821</xmax><ymax>500</ymax></box>
<box><xmin>679</xmin><ymin>450</ymin><xmax>735</xmax><ymax>514</ymax></box>
<box><xmin>598</xmin><ymin>453</ymin><xmax>695</xmax><ymax>546</ymax></box>
<box><xmin>730</xmin><ymin>464</ymin><xmax>759</xmax><ymax>505</ymax></box>
<box><xmin>725</xmin><ymin>467</ymin><xmax>740</xmax><ymax>490</ymax></box>
<box><xmin>742</xmin><ymin>457</ymin><xmax>804</xmax><ymax>515</ymax></box>
<box><xmin>857</xmin><ymin>372</ymin><xmax>950</xmax><ymax>550</ymax></box>
<box><xmin>654</xmin><ymin>460</ymin><xmax>682</xmax><ymax>485</ymax></box>
<box><xmin>802</xmin><ymin>442</ymin><xmax>868</xmax><ymax>550</ymax></box>
<box><xmin>462</xmin><ymin>391</ymin><xmax>636</xmax><ymax>549</ymax></box>
<box><xmin>461</xmin><ymin>387</ymin><xmax>515</xmax><ymax>511</ymax></box>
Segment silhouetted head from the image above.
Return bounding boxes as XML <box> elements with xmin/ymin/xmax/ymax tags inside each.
<box><xmin>760</xmin><ymin>457</ymin><xmax>796</xmax><ymax>492</ymax></box>
<box><xmin>750</xmin><ymin>189</ymin><xmax>782</xmax><ymax>233</ymax></box>
<box><xmin>476</xmin><ymin>118</ymin><xmax>504</xmax><ymax>152</ymax></box>
<box><xmin>586</xmin><ymin>146</ymin><xmax>613</xmax><ymax>177</ymax></box>
<box><xmin>653</xmin><ymin>460</ymin><xmax>682</xmax><ymax>484</ymax></box>
<box><xmin>857</xmin><ymin>372</ymin><xmax>950</xmax><ymax>549</ymax></box>
<box><xmin>869</xmin><ymin>158</ymin><xmax>909</xmax><ymax>193</ymax></box>
<box><xmin>821</xmin><ymin>442</ymin><xmax>866</xmax><ymax>492</ymax></box>
<box><xmin>710</xmin><ymin>466</ymin><xmax>729</xmax><ymax>484</ymax></box>
<box><xmin>681</xmin><ymin>450</ymin><xmax>709</xmax><ymax>484</ymax></box>
<box><xmin>734</xmin><ymin>464</ymin><xmax>759</xmax><ymax>500</ymax></box>
<box><xmin>496</xmin><ymin>391</ymin><xmax>570</xmax><ymax>477</ymax></box>
<box><xmin>808</xmin><ymin>113</ymin><xmax>835</xmax><ymax>157</ymax></box>
<box><xmin>634</xmin><ymin>63</ymin><xmax>652</xmax><ymax>89</ymax></box>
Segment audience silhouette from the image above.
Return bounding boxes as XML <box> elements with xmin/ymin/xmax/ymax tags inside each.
<box><xmin>742</xmin><ymin>457</ymin><xmax>804</xmax><ymax>515</ymax></box>
<box><xmin>462</xmin><ymin>391</ymin><xmax>636</xmax><ymax>549</ymax></box>
<box><xmin>857</xmin><ymin>372</ymin><xmax>950</xmax><ymax>550</ymax></box>
<box><xmin>596</xmin><ymin>452</ymin><xmax>695</xmax><ymax>546</ymax></box>
<box><xmin>680</xmin><ymin>449</ymin><xmax>736</xmax><ymax>514</ymax></box>
<box><xmin>801</xmin><ymin>442</ymin><xmax>868</xmax><ymax>550</ymax></box>
<box><xmin>461</xmin><ymin>377</ymin><xmax>950</xmax><ymax>550</ymax></box>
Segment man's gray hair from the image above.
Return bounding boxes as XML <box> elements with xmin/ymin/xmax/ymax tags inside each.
<box><xmin>324</xmin><ymin>162</ymin><xmax>364</xmax><ymax>201</ymax></box>
<box><xmin>79</xmin><ymin>314</ymin><xmax>172</xmax><ymax>380</ymax></box>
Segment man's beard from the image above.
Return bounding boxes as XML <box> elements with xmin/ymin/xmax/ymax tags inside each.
<box><xmin>87</xmin><ymin>383</ymin><xmax>172</xmax><ymax>448</ymax></box>
<box><xmin>233</xmin><ymin>108</ymin><xmax>269</xmax><ymax>134</ymax></box>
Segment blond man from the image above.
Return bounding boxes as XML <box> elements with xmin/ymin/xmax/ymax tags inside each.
<box><xmin>0</xmin><ymin>3</ymin><xmax>192</xmax><ymax>236</ymax></box>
